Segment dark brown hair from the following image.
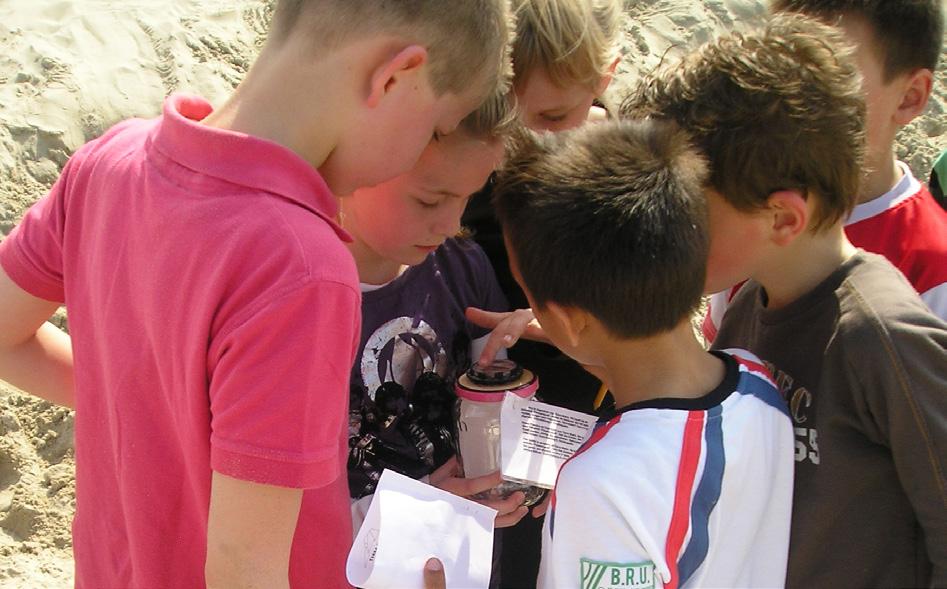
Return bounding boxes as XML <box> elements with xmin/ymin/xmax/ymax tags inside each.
<box><xmin>771</xmin><ymin>0</ymin><xmax>944</xmax><ymax>81</ymax></box>
<box><xmin>621</xmin><ymin>14</ymin><xmax>866</xmax><ymax>230</ymax></box>
<box><xmin>493</xmin><ymin>119</ymin><xmax>709</xmax><ymax>339</ymax></box>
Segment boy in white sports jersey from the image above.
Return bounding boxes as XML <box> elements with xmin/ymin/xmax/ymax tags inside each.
<box><xmin>490</xmin><ymin>120</ymin><xmax>794</xmax><ymax>589</ymax></box>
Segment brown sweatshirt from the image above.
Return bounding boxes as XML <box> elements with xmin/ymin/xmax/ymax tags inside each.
<box><xmin>713</xmin><ymin>251</ymin><xmax>947</xmax><ymax>588</ymax></box>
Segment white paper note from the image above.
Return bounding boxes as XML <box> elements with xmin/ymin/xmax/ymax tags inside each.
<box><xmin>346</xmin><ymin>469</ymin><xmax>497</xmax><ymax>589</ymax></box>
<box><xmin>500</xmin><ymin>393</ymin><xmax>598</xmax><ymax>489</ymax></box>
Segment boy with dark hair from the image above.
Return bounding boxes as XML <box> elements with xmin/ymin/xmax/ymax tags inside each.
<box><xmin>623</xmin><ymin>13</ymin><xmax>947</xmax><ymax>588</ymax></box>
<box><xmin>493</xmin><ymin>119</ymin><xmax>794</xmax><ymax>589</ymax></box>
<box><xmin>0</xmin><ymin>1</ymin><xmax>514</xmax><ymax>587</ymax></box>
<box><xmin>704</xmin><ymin>0</ymin><xmax>947</xmax><ymax>337</ymax></box>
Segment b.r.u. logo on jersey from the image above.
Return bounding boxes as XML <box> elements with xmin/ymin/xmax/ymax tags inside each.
<box><xmin>580</xmin><ymin>558</ymin><xmax>656</xmax><ymax>589</ymax></box>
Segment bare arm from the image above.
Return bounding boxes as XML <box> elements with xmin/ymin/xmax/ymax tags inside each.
<box><xmin>0</xmin><ymin>265</ymin><xmax>74</xmax><ymax>407</ymax></box>
<box><xmin>205</xmin><ymin>472</ymin><xmax>304</xmax><ymax>589</ymax></box>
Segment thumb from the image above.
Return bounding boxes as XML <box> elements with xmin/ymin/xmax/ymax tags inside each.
<box><xmin>423</xmin><ymin>557</ymin><xmax>446</xmax><ymax>589</ymax></box>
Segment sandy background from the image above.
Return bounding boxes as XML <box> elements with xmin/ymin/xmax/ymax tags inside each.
<box><xmin>0</xmin><ymin>1</ymin><xmax>944</xmax><ymax>586</ymax></box>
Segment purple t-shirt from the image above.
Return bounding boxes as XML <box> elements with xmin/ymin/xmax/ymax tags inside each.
<box><xmin>348</xmin><ymin>238</ymin><xmax>509</xmax><ymax>498</ymax></box>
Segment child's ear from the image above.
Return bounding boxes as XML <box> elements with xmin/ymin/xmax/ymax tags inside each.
<box><xmin>546</xmin><ymin>302</ymin><xmax>588</xmax><ymax>348</ymax></box>
<box><xmin>595</xmin><ymin>56</ymin><xmax>621</xmax><ymax>97</ymax></box>
<box><xmin>893</xmin><ymin>68</ymin><xmax>933</xmax><ymax>126</ymax></box>
<box><xmin>765</xmin><ymin>189</ymin><xmax>809</xmax><ymax>246</ymax></box>
<box><xmin>366</xmin><ymin>45</ymin><xmax>429</xmax><ymax>108</ymax></box>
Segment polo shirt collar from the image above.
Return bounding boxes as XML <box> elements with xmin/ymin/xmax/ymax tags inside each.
<box><xmin>152</xmin><ymin>93</ymin><xmax>350</xmax><ymax>241</ymax></box>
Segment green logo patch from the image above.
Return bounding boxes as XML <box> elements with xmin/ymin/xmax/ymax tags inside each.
<box><xmin>580</xmin><ymin>558</ymin><xmax>656</xmax><ymax>589</ymax></box>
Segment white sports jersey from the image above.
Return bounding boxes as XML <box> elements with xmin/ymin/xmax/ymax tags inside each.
<box><xmin>538</xmin><ymin>350</ymin><xmax>794</xmax><ymax>589</ymax></box>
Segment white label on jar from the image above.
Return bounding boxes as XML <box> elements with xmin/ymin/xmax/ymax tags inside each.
<box><xmin>500</xmin><ymin>393</ymin><xmax>597</xmax><ymax>488</ymax></box>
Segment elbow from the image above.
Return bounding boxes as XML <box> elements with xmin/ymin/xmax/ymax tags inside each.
<box><xmin>205</xmin><ymin>540</ymin><xmax>290</xmax><ymax>589</ymax></box>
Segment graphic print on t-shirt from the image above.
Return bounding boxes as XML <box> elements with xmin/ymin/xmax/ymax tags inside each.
<box><xmin>360</xmin><ymin>316</ymin><xmax>448</xmax><ymax>400</ymax></box>
<box><xmin>764</xmin><ymin>360</ymin><xmax>820</xmax><ymax>466</ymax></box>
<box><xmin>349</xmin><ymin>312</ymin><xmax>469</xmax><ymax>498</ymax></box>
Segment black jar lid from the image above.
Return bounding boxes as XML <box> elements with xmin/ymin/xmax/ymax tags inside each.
<box><xmin>466</xmin><ymin>359</ymin><xmax>524</xmax><ymax>386</ymax></box>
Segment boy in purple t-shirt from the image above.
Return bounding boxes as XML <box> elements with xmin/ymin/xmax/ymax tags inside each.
<box><xmin>342</xmin><ymin>94</ymin><xmax>529</xmax><ymax>533</ymax></box>
<box><xmin>0</xmin><ymin>2</ymin><xmax>514</xmax><ymax>588</ymax></box>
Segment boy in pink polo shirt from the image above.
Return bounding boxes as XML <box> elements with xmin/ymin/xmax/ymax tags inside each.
<box><xmin>0</xmin><ymin>1</ymin><xmax>514</xmax><ymax>588</ymax></box>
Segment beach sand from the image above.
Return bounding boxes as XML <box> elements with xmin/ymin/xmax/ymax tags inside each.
<box><xmin>0</xmin><ymin>1</ymin><xmax>944</xmax><ymax>586</ymax></box>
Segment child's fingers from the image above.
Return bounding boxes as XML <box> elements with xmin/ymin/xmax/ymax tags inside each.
<box><xmin>428</xmin><ymin>456</ymin><xmax>460</xmax><ymax>486</ymax></box>
<box><xmin>476</xmin><ymin>309</ymin><xmax>546</xmax><ymax>365</ymax></box>
<box><xmin>477</xmin><ymin>326</ymin><xmax>513</xmax><ymax>366</ymax></box>
<box><xmin>531</xmin><ymin>493</ymin><xmax>552</xmax><ymax>518</ymax></box>
<box><xmin>479</xmin><ymin>489</ymin><xmax>524</xmax><ymax>512</ymax></box>
<box><xmin>423</xmin><ymin>558</ymin><xmax>447</xmax><ymax>589</ymax></box>
<box><xmin>495</xmin><ymin>505</ymin><xmax>529</xmax><ymax>528</ymax></box>
<box><xmin>432</xmin><ymin>470</ymin><xmax>504</xmax><ymax>498</ymax></box>
<box><xmin>477</xmin><ymin>333</ymin><xmax>502</xmax><ymax>366</ymax></box>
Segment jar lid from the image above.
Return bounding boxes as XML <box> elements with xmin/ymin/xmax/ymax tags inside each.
<box><xmin>466</xmin><ymin>360</ymin><xmax>523</xmax><ymax>385</ymax></box>
<box><xmin>456</xmin><ymin>362</ymin><xmax>538</xmax><ymax>401</ymax></box>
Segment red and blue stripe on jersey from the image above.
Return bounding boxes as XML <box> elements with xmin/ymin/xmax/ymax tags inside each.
<box><xmin>548</xmin><ymin>355</ymin><xmax>785</xmax><ymax>588</ymax></box>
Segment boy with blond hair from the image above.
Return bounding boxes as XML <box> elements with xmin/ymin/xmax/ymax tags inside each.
<box><xmin>509</xmin><ymin>0</ymin><xmax>622</xmax><ymax>131</ymax></box>
<box><xmin>0</xmin><ymin>1</ymin><xmax>514</xmax><ymax>587</ymax></box>
<box><xmin>704</xmin><ymin>0</ymin><xmax>947</xmax><ymax>339</ymax></box>
<box><xmin>466</xmin><ymin>0</ymin><xmax>623</xmax><ymax>419</ymax></box>
<box><xmin>492</xmin><ymin>119</ymin><xmax>794</xmax><ymax>589</ymax></box>
<box><xmin>342</xmin><ymin>93</ymin><xmax>529</xmax><ymax>533</ymax></box>
<box><xmin>461</xmin><ymin>2</ymin><xmax>623</xmax><ymax>584</ymax></box>
<box><xmin>623</xmin><ymin>13</ymin><xmax>947</xmax><ymax>588</ymax></box>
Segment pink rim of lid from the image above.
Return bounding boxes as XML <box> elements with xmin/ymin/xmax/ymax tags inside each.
<box><xmin>455</xmin><ymin>378</ymin><xmax>539</xmax><ymax>402</ymax></box>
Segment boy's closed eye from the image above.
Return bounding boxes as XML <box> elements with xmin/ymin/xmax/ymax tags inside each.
<box><xmin>540</xmin><ymin>111</ymin><xmax>569</xmax><ymax>123</ymax></box>
<box><xmin>415</xmin><ymin>196</ymin><xmax>441</xmax><ymax>209</ymax></box>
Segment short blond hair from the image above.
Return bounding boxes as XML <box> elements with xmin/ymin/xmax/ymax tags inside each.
<box><xmin>270</xmin><ymin>0</ymin><xmax>516</xmax><ymax>97</ymax></box>
<box><xmin>512</xmin><ymin>0</ymin><xmax>623</xmax><ymax>90</ymax></box>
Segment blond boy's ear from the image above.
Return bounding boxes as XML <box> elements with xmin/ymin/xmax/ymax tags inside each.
<box><xmin>366</xmin><ymin>45</ymin><xmax>429</xmax><ymax>108</ymax></box>
<box><xmin>765</xmin><ymin>189</ymin><xmax>810</xmax><ymax>246</ymax></box>
<box><xmin>545</xmin><ymin>302</ymin><xmax>589</xmax><ymax>349</ymax></box>
<box><xmin>893</xmin><ymin>68</ymin><xmax>934</xmax><ymax>126</ymax></box>
<box><xmin>595</xmin><ymin>56</ymin><xmax>621</xmax><ymax>97</ymax></box>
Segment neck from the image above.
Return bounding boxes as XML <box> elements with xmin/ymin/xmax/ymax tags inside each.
<box><xmin>202</xmin><ymin>38</ymin><xmax>350</xmax><ymax>174</ymax></box>
<box><xmin>346</xmin><ymin>239</ymin><xmax>405</xmax><ymax>285</ymax></box>
<box><xmin>755</xmin><ymin>224</ymin><xmax>857</xmax><ymax>309</ymax></box>
<box><xmin>857</xmin><ymin>150</ymin><xmax>901</xmax><ymax>205</ymax></box>
<box><xmin>598</xmin><ymin>322</ymin><xmax>725</xmax><ymax>409</ymax></box>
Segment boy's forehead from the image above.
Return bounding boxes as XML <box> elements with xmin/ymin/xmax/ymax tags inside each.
<box><xmin>835</xmin><ymin>13</ymin><xmax>887</xmax><ymax>69</ymax></box>
<box><xmin>517</xmin><ymin>66</ymin><xmax>595</xmax><ymax>106</ymax></box>
<box><xmin>413</xmin><ymin>135</ymin><xmax>502</xmax><ymax>194</ymax></box>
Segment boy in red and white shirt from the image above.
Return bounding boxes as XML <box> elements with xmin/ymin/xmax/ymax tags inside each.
<box><xmin>705</xmin><ymin>0</ymin><xmax>947</xmax><ymax>340</ymax></box>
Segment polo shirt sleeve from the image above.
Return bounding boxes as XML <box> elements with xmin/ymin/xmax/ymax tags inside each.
<box><xmin>207</xmin><ymin>278</ymin><xmax>360</xmax><ymax>489</ymax></box>
<box><xmin>0</xmin><ymin>160</ymin><xmax>73</xmax><ymax>303</ymax></box>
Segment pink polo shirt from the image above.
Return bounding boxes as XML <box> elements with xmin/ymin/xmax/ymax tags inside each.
<box><xmin>0</xmin><ymin>94</ymin><xmax>359</xmax><ymax>588</ymax></box>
